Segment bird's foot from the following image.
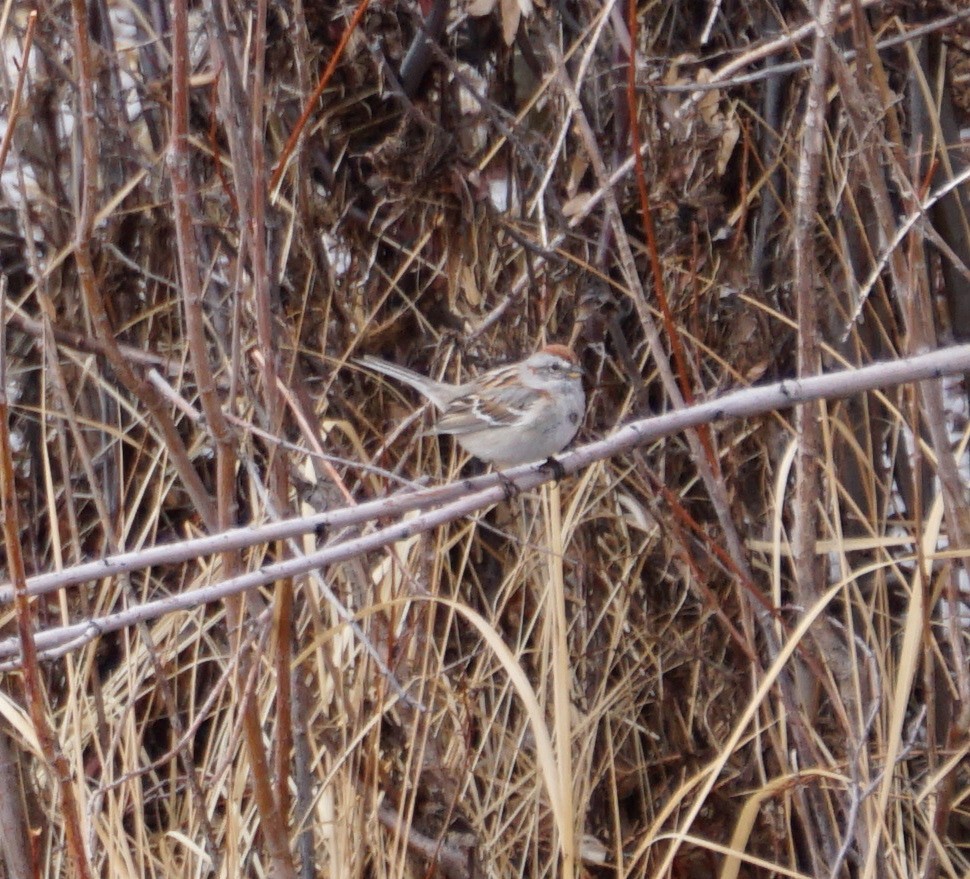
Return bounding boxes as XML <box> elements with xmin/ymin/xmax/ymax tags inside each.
<box><xmin>542</xmin><ymin>456</ymin><xmax>566</xmax><ymax>482</ymax></box>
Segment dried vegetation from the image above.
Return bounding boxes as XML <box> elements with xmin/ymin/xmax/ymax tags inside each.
<box><xmin>1</xmin><ymin>0</ymin><xmax>969</xmax><ymax>877</ymax></box>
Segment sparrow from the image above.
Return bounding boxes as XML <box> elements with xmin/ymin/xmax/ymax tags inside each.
<box><xmin>358</xmin><ymin>344</ymin><xmax>585</xmax><ymax>467</ymax></box>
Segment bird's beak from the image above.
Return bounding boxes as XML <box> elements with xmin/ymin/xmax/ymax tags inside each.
<box><xmin>568</xmin><ymin>365</ymin><xmax>584</xmax><ymax>380</ymax></box>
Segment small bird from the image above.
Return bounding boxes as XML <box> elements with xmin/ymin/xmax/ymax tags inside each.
<box><xmin>357</xmin><ymin>344</ymin><xmax>585</xmax><ymax>467</ymax></box>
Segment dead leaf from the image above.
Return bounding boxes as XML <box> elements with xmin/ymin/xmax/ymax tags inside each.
<box><xmin>500</xmin><ymin>0</ymin><xmax>521</xmax><ymax>45</ymax></box>
<box><xmin>562</xmin><ymin>192</ymin><xmax>591</xmax><ymax>218</ymax></box>
<box><xmin>466</xmin><ymin>0</ymin><xmax>497</xmax><ymax>17</ymax></box>
<box><xmin>716</xmin><ymin>105</ymin><xmax>740</xmax><ymax>175</ymax></box>
<box><xmin>460</xmin><ymin>264</ymin><xmax>481</xmax><ymax>307</ymax></box>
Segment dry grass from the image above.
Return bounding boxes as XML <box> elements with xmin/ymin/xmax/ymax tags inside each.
<box><xmin>0</xmin><ymin>0</ymin><xmax>969</xmax><ymax>877</ymax></box>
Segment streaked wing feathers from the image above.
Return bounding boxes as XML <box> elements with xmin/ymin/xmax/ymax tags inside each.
<box><xmin>435</xmin><ymin>384</ymin><xmax>540</xmax><ymax>435</ymax></box>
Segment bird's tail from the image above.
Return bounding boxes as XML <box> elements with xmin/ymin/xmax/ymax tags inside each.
<box><xmin>356</xmin><ymin>356</ymin><xmax>445</xmax><ymax>408</ymax></box>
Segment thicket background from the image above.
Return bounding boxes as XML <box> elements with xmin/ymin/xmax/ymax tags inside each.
<box><xmin>1</xmin><ymin>0</ymin><xmax>969</xmax><ymax>877</ymax></box>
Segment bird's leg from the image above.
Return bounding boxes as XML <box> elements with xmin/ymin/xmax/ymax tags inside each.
<box><xmin>497</xmin><ymin>470</ymin><xmax>520</xmax><ymax>501</ymax></box>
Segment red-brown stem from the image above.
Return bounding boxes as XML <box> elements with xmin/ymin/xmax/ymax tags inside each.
<box><xmin>170</xmin><ymin>2</ymin><xmax>296</xmax><ymax>877</ymax></box>
<box><xmin>790</xmin><ymin>1</ymin><xmax>845</xmax><ymax>871</ymax></box>
<box><xmin>0</xmin><ymin>290</ymin><xmax>92</xmax><ymax>879</ymax></box>
<box><xmin>625</xmin><ymin>0</ymin><xmax>690</xmax><ymax>405</ymax></box>
<box><xmin>792</xmin><ymin>0</ymin><xmax>834</xmax><ymax>606</ymax></box>
<box><xmin>269</xmin><ymin>0</ymin><xmax>374</xmax><ymax>193</ymax></box>
<box><xmin>169</xmin><ymin>0</ymin><xmax>236</xmax><ymax>511</ymax></box>
<box><xmin>250</xmin><ymin>0</ymin><xmax>296</xmax><ymax>832</ymax></box>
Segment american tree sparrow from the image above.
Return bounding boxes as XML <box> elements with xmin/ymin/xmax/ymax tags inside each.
<box><xmin>358</xmin><ymin>344</ymin><xmax>585</xmax><ymax>467</ymax></box>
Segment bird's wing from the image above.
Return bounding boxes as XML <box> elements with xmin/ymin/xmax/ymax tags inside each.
<box><xmin>435</xmin><ymin>385</ymin><xmax>541</xmax><ymax>435</ymax></box>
